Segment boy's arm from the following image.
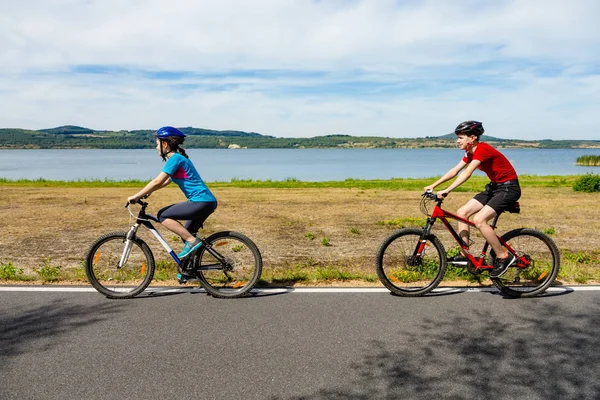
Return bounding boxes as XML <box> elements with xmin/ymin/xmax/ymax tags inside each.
<box><xmin>424</xmin><ymin>160</ymin><xmax>466</xmax><ymax>192</ymax></box>
<box><xmin>438</xmin><ymin>160</ymin><xmax>481</xmax><ymax>196</ymax></box>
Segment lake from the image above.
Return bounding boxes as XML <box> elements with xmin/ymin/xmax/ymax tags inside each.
<box><xmin>1</xmin><ymin>148</ymin><xmax>598</xmax><ymax>182</ymax></box>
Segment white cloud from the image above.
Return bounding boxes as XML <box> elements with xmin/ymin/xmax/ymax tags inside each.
<box><xmin>0</xmin><ymin>0</ymin><xmax>599</xmax><ymax>139</ymax></box>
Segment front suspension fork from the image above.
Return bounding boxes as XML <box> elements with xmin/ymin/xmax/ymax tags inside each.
<box><xmin>119</xmin><ymin>224</ymin><xmax>140</xmax><ymax>268</ymax></box>
<box><xmin>413</xmin><ymin>218</ymin><xmax>436</xmax><ymax>258</ymax></box>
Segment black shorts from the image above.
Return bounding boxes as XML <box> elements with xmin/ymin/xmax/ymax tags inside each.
<box><xmin>157</xmin><ymin>201</ymin><xmax>217</xmax><ymax>235</ymax></box>
<box><xmin>473</xmin><ymin>180</ymin><xmax>521</xmax><ymax>214</ymax></box>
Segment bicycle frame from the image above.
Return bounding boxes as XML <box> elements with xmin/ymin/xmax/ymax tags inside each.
<box><xmin>418</xmin><ymin>195</ymin><xmax>529</xmax><ymax>271</ymax></box>
<box><xmin>122</xmin><ymin>200</ymin><xmax>226</xmax><ymax>271</ymax></box>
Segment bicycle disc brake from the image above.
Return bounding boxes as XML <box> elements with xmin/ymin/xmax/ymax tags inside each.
<box><xmin>406</xmin><ymin>256</ymin><xmax>422</xmax><ymax>267</ymax></box>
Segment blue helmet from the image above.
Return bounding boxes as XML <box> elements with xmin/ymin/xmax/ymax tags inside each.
<box><xmin>155</xmin><ymin>126</ymin><xmax>186</xmax><ymax>139</ymax></box>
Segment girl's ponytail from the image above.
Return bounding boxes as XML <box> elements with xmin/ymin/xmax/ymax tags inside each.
<box><xmin>178</xmin><ymin>147</ymin><xmax>189</xmax><ymax>159</ymax></box>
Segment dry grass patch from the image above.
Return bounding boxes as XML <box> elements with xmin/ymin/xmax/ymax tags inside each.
<box><xmin>0</xmin><ymin>185</ymin><xmax>598</xmax><ymax>285</ymax></box>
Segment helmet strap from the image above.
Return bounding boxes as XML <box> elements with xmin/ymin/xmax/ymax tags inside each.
<box><xmin>159</xmin><ymin>139</ymin><xmax>175</xmax><ymax>162</ymax></box>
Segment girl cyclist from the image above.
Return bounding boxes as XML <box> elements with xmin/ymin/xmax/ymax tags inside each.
<box><xmin>424</xmin><ymin>121</ymin><xmax>521</xmax><ymax>278</ymax></box>
<box><xmin>127</xmin><ymin>126</ymin><xmax>217</xmax><ymax>260</ymax></box>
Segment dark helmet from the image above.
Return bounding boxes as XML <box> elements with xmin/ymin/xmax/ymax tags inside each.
<box><xmin>454</xmin><ymin>120</ymin><xmax>484</xmax><ymax>136</ymax></box>
<box><xmin>155</xmin><ymin>126</ymin><xmax>186</xmax><ymax>139</ymax></box>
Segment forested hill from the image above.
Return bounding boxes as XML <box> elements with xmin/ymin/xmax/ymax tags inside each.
<box><xmin>1</xmin><ymin>125</ymin><xmax>599</xmax><ymax>149</ymax></box>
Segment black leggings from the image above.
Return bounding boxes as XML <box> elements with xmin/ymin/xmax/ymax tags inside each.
<box><xmin>157</xmin><ymin>201</ymin><xmax>217</xmax><ymax>235</ymax></box>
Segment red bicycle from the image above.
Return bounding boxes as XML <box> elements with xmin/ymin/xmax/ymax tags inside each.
<box><xmin>376</xmin><ymin>191</ymin><xmax>560</xmax><ymax>298</ymax></box>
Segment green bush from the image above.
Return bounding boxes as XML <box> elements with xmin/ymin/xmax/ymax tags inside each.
<box><xmin>35</xmin><ymin>259</ymin><xmax>62</xmax><ymax>282</ymax></box>
<box><xmin>573</xmin><ymin>174</ymin><xmax>600</xmax><ymax>193</ymax></box>
<box><xmin>0</xmin><ymin>262</ymin><xmax>23</xmax><ymax>279</ymax></box>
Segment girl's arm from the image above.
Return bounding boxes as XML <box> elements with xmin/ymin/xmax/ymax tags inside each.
<box><xmin>128</xmin><ymin>172</ymin><xmax>171</xmax><ymax>202</ymax></box>
<box><xmin>158</xmin><ymin>177</ymin><xmax>172</xmax><ymax>189</ymax></box>
<box><xmin>424</xmin><ymin>160</ymin><xmax>466</xmax><ymax>192</ymax></box>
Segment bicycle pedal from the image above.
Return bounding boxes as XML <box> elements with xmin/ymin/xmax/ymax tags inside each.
<box><xmin>177</xmin><ymin>273</ymin><xmax>199</xmax><ymax>284</ymax></box>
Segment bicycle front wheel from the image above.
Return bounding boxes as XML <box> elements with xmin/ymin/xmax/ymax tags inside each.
<box><xmin>491</xmin><ymin>228</ymin><xmax>560</xmax><ymax>298</ymax></box>
<box><xmin>376</xmin><ymin>228</ymin><xmax>447</xmax><ymax>296</ymax></box>
<box><xmin>85</xmin><ymin>232</ymin><xmax>155</xmax><ymax>299</ymax></box>
<box><xmin>193</xmin><ymin>231</ymin><xmax>262</xmax><ymax>298</ymax></box>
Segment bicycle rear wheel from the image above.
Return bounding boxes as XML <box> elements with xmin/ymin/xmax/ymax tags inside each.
<box><xmin>85</xmin><ymin>232</ymin><xmax>155</xmax><ymax>299</ymax></box>
<box><xmin>193</xmin><ymin>231</ymin><xmax>262</xmax><ymax>298</ymax></box>
<box><xmin>491</xmin><ymin>228</ymin><xmax>560</xmax><ymax>298</ymax></box>
<box><xmin>376</xmin><ymin>228</ymin><xmax>447</xmax><ymax>296</ymax></box>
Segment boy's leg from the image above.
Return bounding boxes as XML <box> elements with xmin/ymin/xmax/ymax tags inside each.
<box><xmin>456</xmin><ymin>199</ymin><xmax>484</xmax><ymax>248</ymax></box>
<box><xmin>472</xmin><ymin>205</ymin><xmax>509</xmax><ymax>259</ymax></box>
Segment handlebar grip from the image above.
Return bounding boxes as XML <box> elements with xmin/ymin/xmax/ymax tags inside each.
<box><xmin>125</xmin><ymin>199</ymin><xmax>147</xmax><ymax>208</ymax></box>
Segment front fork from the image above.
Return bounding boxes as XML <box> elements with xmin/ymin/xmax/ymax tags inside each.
<box><xmin>119</xmin><ymin>223</ymin><xmax>140</xmax><ymax>268</ymax></box>
<box><xmin>412</xmin><ymin>218</ymin><xmax>437</xmax><ymax>261</ymax></box>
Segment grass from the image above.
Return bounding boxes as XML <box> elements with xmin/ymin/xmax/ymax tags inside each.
<box><xmin>576</xmin><ymin>155</ymin><xmax>600</xmax><ymax>166</ymax></box>
<box><xmin>34</xmin><ymin>259</ymin><xmax>62</xmax><ymax>282</ymax></box>
<box><xmin>377</xmin><ymin>217</ymin><xmax>427</xmax><ymax>227</ymax></box>
<box><xmin>259</xmin><ymin>259</ymin><xmax>379</xmax><ymax>286</ymax></box>
<box><xmin>0</xmin><ymin>174</ymin><xmax>582</xmax><ymax>190</ymax></box>
<box><xmin>1</xmin><ymin>178</ymin><xmax>599</xmax><ymax>286</ymax></box>
<box><xmin>557</xmin><ymin>250</ymin><xmax>600</xmax><ymax>284</ymax></box>
<box><xmin>0</xmin><ymin>262</ymin><xmax>27</xmax><ymax>280</ymax></box>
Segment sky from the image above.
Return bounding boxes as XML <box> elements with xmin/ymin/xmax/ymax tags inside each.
<box><xmin>1</xmin><ymin>0</ymin><xmax>599</xmax><ymax>140</ymax></box>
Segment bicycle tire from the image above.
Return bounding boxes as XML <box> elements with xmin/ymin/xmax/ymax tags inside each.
<box><xmin>193</xmin><ymin>231</ymin><xmax>262</xmax><ymax>298</ymax></box>
<box><xmin>85</xmin><ymin>232</ymin><xmax>155</xmax><ymax>299</ymax></box>
<box><xmin>376</xmin><ymin>228</ymin><xmax>447</xmax><ymax>296</ymax></box>
<box><xmin>490</xmin><ymin>228</ymin><xmax>560</xmax><ymax>298</ymax></box>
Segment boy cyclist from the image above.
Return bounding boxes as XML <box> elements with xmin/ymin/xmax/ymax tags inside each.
<box><xmin>424</xmin><ymin>121</ymin><xmax>521</xmax><ymax>278</ymax></box>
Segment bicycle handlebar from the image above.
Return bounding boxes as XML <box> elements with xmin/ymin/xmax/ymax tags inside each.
<box><xmin>125</xmin><ymin>194</ymin><xmax>150</xmax><ymax>208</ymax></box>
<box><xmin>421</xmin><ymin>190</ymin><xmax>447</xmax><ymax>204</ymax></box>
<box><xmin>422</xmin><ymin>191</ymin><xmax>442</xmax><ymax>201</ymax></box>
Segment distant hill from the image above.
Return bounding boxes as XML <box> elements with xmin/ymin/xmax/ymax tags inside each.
<box><xmin>1</xmin><ymin>126</ymin><xmax>599</xmax><ymax>149</ymax></box>
<box><xmin>36</xmin><ymin>125</ymin><xmax>268</xmax><ymax>138</ymax></box>
<box><xmin>431</xmin><ymin>133</ymin><xmax>509</xmax><ymax>142</ymax></box>
<box><xmin>38</xmin><ymin>125</ymin><xmax>96</xmax><ymax>135</ymax></box>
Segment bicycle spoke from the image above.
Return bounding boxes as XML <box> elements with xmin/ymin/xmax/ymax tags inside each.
<box><xmin>492</xmin><ymin>229</ymin><xmax>559</xmax><ymax>297</ymax></box>
<box><xmin>195</xmin><ymin>232</ymin><xmax>262</xmax><ymax>298</ymax></box>
<box><xmin>85</xmin><ymin>232</ymin><xmax>154</xmax><ymax>298</ymax></box>
<box><xmin>376</xmin><ymin>228</ymin><xmax>446</xmax><ymax>296</ymax></box>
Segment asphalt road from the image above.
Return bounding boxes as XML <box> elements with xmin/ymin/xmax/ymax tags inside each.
<box><xmin>1</xmin><ymin>286</ymin><xmax>599</xmax><ymax>399</ymax></box>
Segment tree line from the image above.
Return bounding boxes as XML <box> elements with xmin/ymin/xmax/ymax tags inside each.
<box><xmin>1</xmin><ymin>126</ymin><xmax>599</xmax><ymax>149</ymax></box>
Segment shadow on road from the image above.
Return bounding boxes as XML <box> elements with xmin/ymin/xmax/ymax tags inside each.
<box><xmin>283</xmin><ymin>298</ymin><xmax>600</xmax><ymax>399</ymax></box>
<box><xmin>0</xmin><ymin>300</ymin><xmax>124</xmax><ymax>366</ymax></box>
<box><xmin>130</xmin><ymin>286</ymin><xmax>293</xmax><ymax>299</ymax></box>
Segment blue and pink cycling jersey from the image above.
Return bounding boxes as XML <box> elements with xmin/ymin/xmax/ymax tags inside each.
<box><xmin>162</xmin><ymin>153</ymin><xmax>216</xmax><ymax>203</ymax></box>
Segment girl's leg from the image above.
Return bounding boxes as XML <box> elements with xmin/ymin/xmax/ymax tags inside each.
<box><xmin>160</xmin><ymin>218</ymin><xmax>195</xmax><ymax>242</ymax></box>
<box><xmin>157</xmin><ymin>201</ymin><xmax>217</xmax><ymax>242</ymax></box>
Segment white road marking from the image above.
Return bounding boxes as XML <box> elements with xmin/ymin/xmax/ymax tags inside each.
<box><xmin>0</xmin><ymin>285</ymin><xmax>598</xmax><ymax>294</ymax></box>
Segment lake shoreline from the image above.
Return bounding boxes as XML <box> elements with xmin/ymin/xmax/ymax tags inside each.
<box><xmin>2</xmin><ymin>148</ymin><xmax>599</xmax><ymax>181</ymax></box>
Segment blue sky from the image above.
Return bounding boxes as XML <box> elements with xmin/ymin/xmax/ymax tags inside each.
<box><xmin>1</xmin><ymin>0</ymin><xmax>599</xmax><ymax>139</ymax></box>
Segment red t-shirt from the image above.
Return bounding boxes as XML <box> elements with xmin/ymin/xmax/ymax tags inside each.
<box><xmin>462</xmin><ymin>142</ymin><xmax>518</xmax><ymax>183</ymax></box>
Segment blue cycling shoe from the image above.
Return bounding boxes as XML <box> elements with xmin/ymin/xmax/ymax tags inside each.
<box><xmin>178</xmin><ymin>237</ymin><xmax>203</xmax><ymax>259</ymax></box>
